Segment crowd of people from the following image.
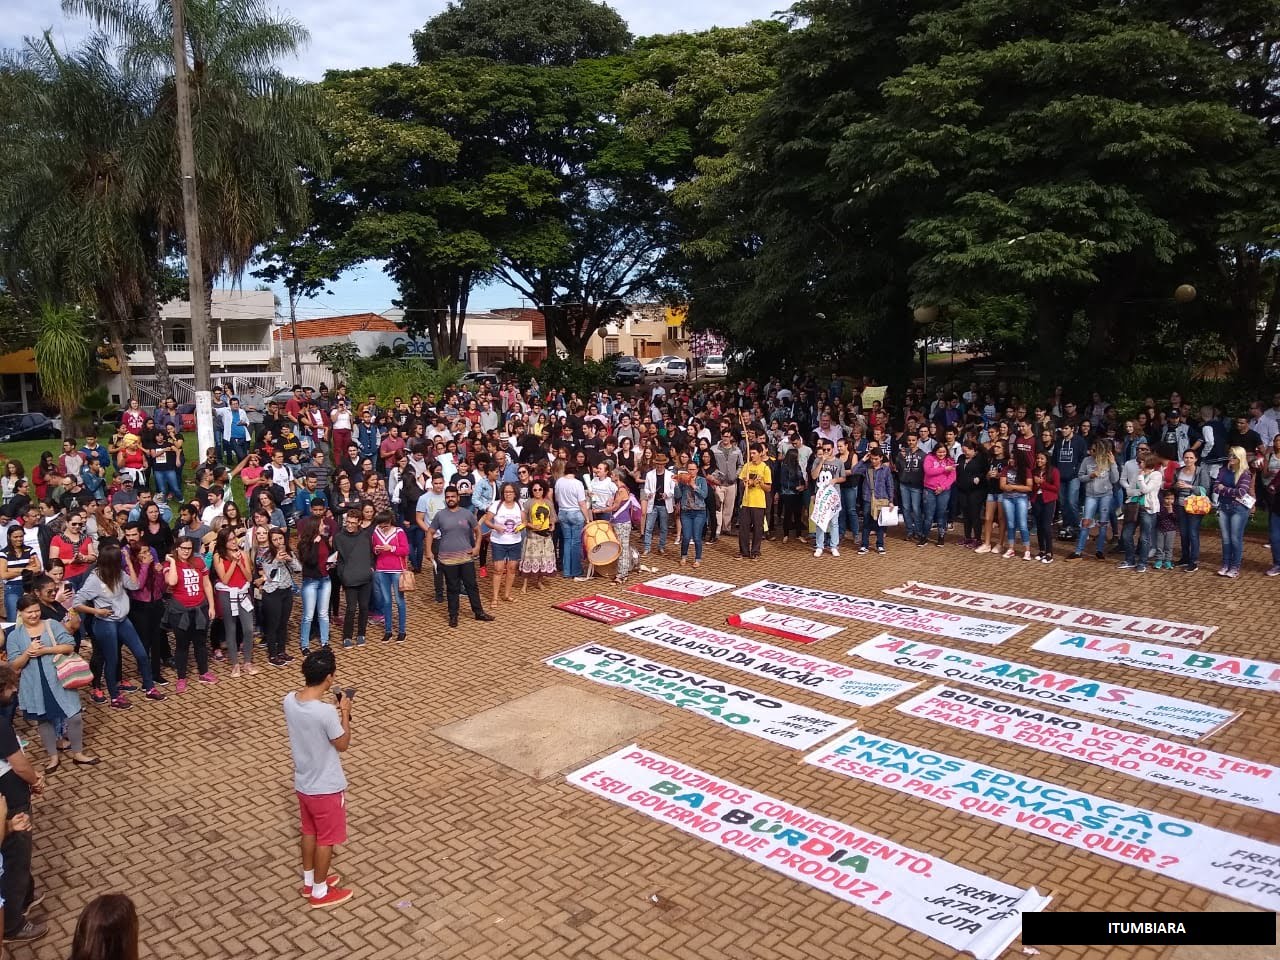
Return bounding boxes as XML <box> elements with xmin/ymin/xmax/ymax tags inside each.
<box><xmin>0</xmin><ymin>370</ymin><xmax>1273</xmax><ymax>928</ymax></box>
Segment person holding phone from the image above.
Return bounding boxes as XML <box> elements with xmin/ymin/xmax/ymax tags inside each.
<box><xmin>283</xmin><ymin>647</ymin><xmax>354</xmax><ymax>909</ymax></box>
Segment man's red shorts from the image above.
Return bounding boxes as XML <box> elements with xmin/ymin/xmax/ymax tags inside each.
<box><xmin>297</xmin><ymin>791</ymin><xmax>347</xmax><ymax>846</ymax></box>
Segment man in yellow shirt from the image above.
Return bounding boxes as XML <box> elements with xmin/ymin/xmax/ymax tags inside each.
<box><xmin>736</xmin><ymin>444</ymin><xmax>773</xmax><ymax>559</ymax></box>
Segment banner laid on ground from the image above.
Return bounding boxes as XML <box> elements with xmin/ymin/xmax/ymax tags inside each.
<box><xmin>848</xmin><ymin>635</ymin><xmax>1238</xmax><ymax>740</ymax></box>
<box><xmin>726</xmin><ymin>607</ymin><xmax>844</xmax><ymax>645</ymax></box>
<box><xmin>806</xmin><ymin>731</ymin><xmax>1280</xmax><ymax>911</ymax></box>
<box><xmin>548</xmin><ymin>644</ymin><xmax>855</xmax><ymax>749</ymax></box>
<box><xmin>615</xmin><ymin>614</ymin><xmax>917</xmax><ymax>706</ymax></box>
<box><xmin>553</xmin><ymin>594</ymin><xmax>653</xmax><ymax>625</ymax></box>
<box><xmin>895</xmin><ymin>685</ymin><xmax>1280</xmax><ymax>815</ymax></box>
<box><xmin>628</xmin><ymin>574</ymin><xmax>736</xmax><ymax>603</ymax></box>
<box><xmin>569</xmin><ymin>745</ymin><xmax>1049</xmax><ymax>959</ymax></box>
<box><xmin>732</xmin><ymin>580</ymin><xmax>1024</xmax><ymax>645</ymax></box>
<box><xmin>883</xmin><ymin>582</ymin><xmax>1215</xmax><ymax>645</ymax></box>
<box><xmin>1030</xmin><ymin>629</ymin><xmax>1280</xmax><ymax>694</ymax></box>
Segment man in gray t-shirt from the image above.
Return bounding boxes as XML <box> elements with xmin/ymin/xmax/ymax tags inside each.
<box><xmin>429</xmin><ymin>484</ymin><xmax>496</xmax><ymax>627</ymax></box>
<box><xmin>283</xmin><ymin>648</ymin><xmax>354</xmax><ymax>909</ymax></box>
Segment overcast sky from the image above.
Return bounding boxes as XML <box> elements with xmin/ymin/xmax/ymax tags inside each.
<box><xmin>4</xmin><ymin>0</ymin><xmax>786</xmax><ymax>317</ymax></box>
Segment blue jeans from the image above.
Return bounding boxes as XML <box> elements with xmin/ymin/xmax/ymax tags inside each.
<box><xmin>1218</xmin><ymin>504</ymin><xmax>1248</xmax><ymax>570</ymax></box>
<box><xmin>559</xmin><ymin>514</ymin><xmax>585</xmax><ymax>578</ymax></box>
<box><xmin>407</xmin><ymin>524</ymin><xmax>425</xmax><ymax>572</ymax></box>
<box><xmin>1176</xmin><ymin>505</ymin><xmax>1201</xmax><ymax>566</ymax></box>
<box><xmin>3</xmin><ymin>580</ymin><xmax>23</xmax><ymax>622</ymax></box>
<box><xmin>300</xmin><ymin>577</ymin><xmax>331</xmax><ymax>650</ymax></box>
<box><xmin>839</xmin><ymin>485</ymin><xmax>860</xmax><ymax>540</ymax></box>
<box><xmin>680</xmin><ymin>510</ymin><xmax>707</xmax><ymax>560</ymax></box>
<box><xmin>1058</xmin><ymin>476</ymin><xmax>1081</xmax><ymax>529</ymax></box>
<box><xmin>93</xmin><ymin>618</ymin><xmax>154</xmax><ymax>699</ymax></box>
<box><xmin>1001</xmin><ymin>493</ymin><xmax>1030</xmax><ymax>546</ymax></box>
<box><xmin>374</xmin><ymin>570</ymin><xmax>407</xmax><ymax>636</ymax></box>
<box><xmin>1269</xmin><ymin>509</ymin><xmax>1280</xmax><ymax>566</ymax></box>
<box><xmin>900</xmin><ymin>485</ymin><xmax>924</xmax><ymax>538</ymax></box>
<box><xmin>814</xmin><ymin>514</ymin><xmax>839</xmax><ymax>552</ymax></box>
<box><xmin>1124</xmin><ymin>511</ymin><xmax>1157</xmax><ymax>567</ymax></box>
<box><xmin>1075</xmin><ymin>495</ymin><xmax>1111</xmax><ymax>555</ymax></box>
<box><xmin>644</xmin><ymin>508</ymin><xmax>669</xmax><ymax>551</ymax></box>
<box><xmin>154</xmin><ymin>469</ymin><xmax>182</xmax><ymax>499</ymax></box>
<box><xmin>923</xmin><ymin>488</ymin><xmax>951</xmax><ymax>540</ymax></box>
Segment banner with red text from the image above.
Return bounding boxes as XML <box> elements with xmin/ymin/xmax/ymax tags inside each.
<box><xmin>727</xmin><ymin>607</ymin><xmax>844</xmax><ymax>645</ymax></box>
<box><xmin>896</xmin><ymin>685</ymin><xmax>1280</xmax><ymax>815</ymax></box>
<box><xmin>554</xmin><ymin>594</ymin><xmax>652</xmax><ymax>625</ymax></box>
<box><xmin>628</xmin><ymin>574</ymin><xmax>736</xmax><ymax>603</ymax></box>
<box><xmin>732</xmin><ymin>580</ymin><xmax>1024</xmax><ymax>644</ymax></box>
<box><xmin>806</xmin><ymin>731</ymin><xmax>1280</xmax><ymax>911</ymax></box>
<box><xmin>616</xmin><ymin>614</ymin><xmax>917</xmax><ymax>706</ymax></box>
<box><xmin>569</xmin><ymin>745</ymin><xmax>1049</xmax><ymax>959</ymax></box>
<box><xmin>1030</xmin><ymin>629</ymin><xmax>1280</xmax><ymax>694</ymax></box>
<box><xmin>548</xmin><ymin>644</ymin><xmax>855</xmax><ymax>749</ymax></box>
<box><xmin>848</xmin><ymin>635</ymin><xmax>1237</xmax><ymax>740</ymax></box>
<box><xmin>884</xmin><ymin>582</ymin><xmax>1215</xmax><ymax>645</ymax></box>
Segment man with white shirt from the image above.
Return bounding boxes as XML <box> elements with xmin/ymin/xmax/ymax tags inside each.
<box><xmin>642</xmin><ymin>453</ymin><xmax>675</xmax><ymax>556</ymax></box>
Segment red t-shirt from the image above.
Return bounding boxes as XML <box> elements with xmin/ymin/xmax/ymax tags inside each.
<box><xmin>122</xmin><ymin>409</ymin><xmax>147</xmax><ymax>433</ymax></box>
<box><xmin>52</xmin><ymin>534</ymin><xmax>92</xmax><ymax>580</ymax></box>
<box><xmin>170</xmin><ymin>560</ymin><xmax>208</xmax><ymax>608</ymax></box>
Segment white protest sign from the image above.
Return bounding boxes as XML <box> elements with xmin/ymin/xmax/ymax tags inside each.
<box><xmin>727</xmin><ymin>607</ymin><xmax>844</xmax><ymax>645</ymax></box>
<box><xmin>848</xmin><ymin>635</ymin><xmax>1238</xmax><ymax>741</ymax></box>
<box><xmin>627</xmin><ymin>574</ymin><xmax>736</xmax><ymax>603</ymax></box>
<box><xmin>896</xmin><ymin>685</ymin><xmax>1280</xmax><ymax>815</ymax></box>
<box><xmin>884</xmin><ymin>581</ymin><xmax>1215</xmax><ymax>645</ymax></box>
<box><xmin>569</xmin><ymin>745</ymin><xmax>1049</xmax><ymax>959</ymax></box>
<box><xmin>1031</xmin><ymin>629</ymin><xmax>1280</xmax><ymax>693</ymax></box>
<box><xmin>615</xmin><ymin>614</ymin><xmax>917</xmax><ymax>707</ymax></box>
<box><xmin>547</xmin><ymin>644</ymin><xmax>855</xmax><ymax>749</ymax></box>
<box><xmin>732</xmin><ymin>580</ymin><xmax>1023</xmax><ymax>644</ymax></box>
<box><xmin>807</xmin><ymin>730</ymin><xmax>1280</xmax><ymax>911</ymax></box>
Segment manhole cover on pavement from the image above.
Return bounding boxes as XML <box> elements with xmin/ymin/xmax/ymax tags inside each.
<box><xmin>432</xmin><ymin>684</ymin><xmax>664</xmax><ymax>780</ymax></box>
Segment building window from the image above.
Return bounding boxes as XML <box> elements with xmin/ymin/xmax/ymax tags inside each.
<box><xmin>604</xmin><ymin>337</ymin><xmax>619</xmax><ymax>354</ymax></box>
<box><xmin>666</xmin><ymin>325</ymin><xmax>680</xmax><ymax>342</ymax></box>
<box><xmin>170</xmin><ymin>324</ymin><xmax>190</xmax><ymax>346</ymax></box>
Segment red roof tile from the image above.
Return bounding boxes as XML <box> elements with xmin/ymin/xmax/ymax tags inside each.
<box><xmin>273</xmin><ymin>313</ymin><xmax>401</xmax><ymax>341</ymax></box>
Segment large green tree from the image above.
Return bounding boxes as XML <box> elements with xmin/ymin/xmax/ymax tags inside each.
<box><xmin>412</xmin><ymin>0</ymin><xmax>631</xmax><ymax>67</ymax></box>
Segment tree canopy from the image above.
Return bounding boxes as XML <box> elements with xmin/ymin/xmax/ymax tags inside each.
<box><xmin>412</xmin><ymin>0</ymin><xmax>631</xmax><ymax>67</ymax></box>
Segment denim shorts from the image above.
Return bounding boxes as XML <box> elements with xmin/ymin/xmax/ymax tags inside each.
<box><xmin>986</xmin><ymin>493</ymin><xmax>999</xmax><ymax>504</ymax></box>
<box><xmin>491</xmin><ymin>540</ymin><xmax>523</xmax><ymax>562</ymax></box>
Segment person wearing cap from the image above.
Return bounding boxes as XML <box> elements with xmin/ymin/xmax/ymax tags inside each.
<box><xmin>1158</xmin><ymin>408</ymin><xmax>1192</xmax><ymax>461</ymax></box>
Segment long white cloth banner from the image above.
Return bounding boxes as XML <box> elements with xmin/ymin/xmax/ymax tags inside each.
<box><xmin>896</xmin><ymin>685</ymin><xmax>1280</xmax><ymax>815</ymax></box>
<box><xmin>806</xmin><ymin>731</ymin><xmax>1280</xmax><ymax>911</ymax></box>
<box><xmin>569</xmin><ymin>745</ymin><xmax>1050</xmax><ymax>959</ymax></box>
<box><xmin>615</xmin><ymin>614</ymin><xmax>917</xmax><ymax>706</ymax></box>
<box><xmin>848</xmin><ymin>635</ymin><xmax>1238</xmax><ymax>741</ymax></box>
<box><xmin>732</xmin><ymin>579</ymin><xmax>1024</xmax><ymax>644</ymax></box>
<box><xmin>883</xmin><ymin>581</ymin><xmax>1215</xmax><ymax>645</ymax></box>
<box><xmin>1031</xmin><ymin>629</ymin><xmax>1280</xmax><ymax>694</ymax></box>
<box><xmin>547</xmin><ymin>644</ymin><xmax>856</xmax><ymax>749</ymax></box>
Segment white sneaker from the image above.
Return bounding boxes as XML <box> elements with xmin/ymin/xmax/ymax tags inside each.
<box><xmin>813</xmin><ymin>548</ymin><xmax>822</xmax><ymax>557</ymax></box>
<box><xmin>831</xmin><ymin>547</ymin><xmax>840</xmax><ymax>558</ymax></box>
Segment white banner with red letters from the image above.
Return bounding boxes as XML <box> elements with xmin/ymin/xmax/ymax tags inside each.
<box><xmin>884</xmin><ymin>581</ymin><xmax>1215</xmax><ymax>645</ymax></box>
<box><xmin>627</xmin><ymin>574</ymin><xmax>736</xmax><ymax>603</ymax></box>
<box><xmin>726</xmin><ymin>607</ymin><xmax>843</xmax><ymax>645</ymax></box>
<box><xmin>895</xmin><ymin>685</ymin><xmax>1280</xmax><ymax>815</ymax></box>
<box><xmin>1030</xmin><ymin>629</ymin><xmax>1280</xmax><ymax>693</ymax></box>
<box><xmin>569</xmin><ymin>745</ymin><xmax>1050</xmax><ymax>959</ymax></box>
<box><xmin>732</xmin><ymin>580</ymin><xmax>1024</xmax><ymax>644</ymax></box>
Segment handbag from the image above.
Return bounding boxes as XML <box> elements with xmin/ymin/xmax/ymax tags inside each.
<box><xmin>54</xmin><ymin>653</ymin><xmax>93</xmax><ymax>690</ymax></box>
<box><xmin>399</xmin><ymin>567</ymin><xmax>417</xmax><ymax>592</ymax></box>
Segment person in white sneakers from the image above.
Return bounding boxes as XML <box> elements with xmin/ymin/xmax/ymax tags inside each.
<box><xmin>809</xmin><ymin>439</ymin><xmax>844</xmax><ymax>557</ymax></box>
<box><xmin>283</xmin><ymin>648</ymin><xmax>354</xmax><ymax>909</ymax></box>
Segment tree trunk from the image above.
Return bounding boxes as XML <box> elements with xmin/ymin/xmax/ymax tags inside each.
<box><xmin>1035</xmin><ymin>290</ymin><xmax>1066</xmax><ymax>386</ymax></box>
<box><xmin>147</xmin><ymin>290</ymin><xmax>172</xmax><ymax>400</ymax></box>
<box><xmin>105</xmin><ymin>317</ymin><xmax>135</xmax><ymax>402</ymax></box>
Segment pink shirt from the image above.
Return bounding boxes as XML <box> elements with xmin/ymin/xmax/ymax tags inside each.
<box><xmin>923</xmin><ymin>452</ymin><xmax>958</xmax><ymax>493</ymax></box>
<box><xmin>371</xmin><ymin>526</ymin><xmax>409</xmax><ymax>571</ymax></box>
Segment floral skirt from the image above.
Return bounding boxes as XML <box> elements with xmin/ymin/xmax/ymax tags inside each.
<box><xmin>520</xmin><ymin>532</ymin><xmax>557</xmax><ymax>574</ymax></box>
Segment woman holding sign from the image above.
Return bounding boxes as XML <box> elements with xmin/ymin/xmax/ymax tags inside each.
<box><xmin>674</xmin><ymin>460</ymin><xmax>710</xmax><ymax>567</ymax></box>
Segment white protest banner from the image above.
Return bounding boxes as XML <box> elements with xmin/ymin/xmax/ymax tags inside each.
<box><xmin>884</xmin><ymin>581</ymin><xmax>1215</xmax><ymax>645</ymax></box>
<box><xmin>615</xmin><ymin>614</ymin><xmax>917</xmax><ymax>707</ymax></box>
<box><xmin>627</xmin><ymin>573</ymin><xmax>736</xmax><ymax>603</ymax></box>
<box><xmin>896</xmin><ymin>685</ymin><xmax>1280</xmax><ymax>815</ymax></box>
<box><xmin>806</xmin><ymin>730</ymin><xmax>1280</xmax><ymax>911</ymax></box>
<box><xmin>848</xmin><ymin>635</ymin><xmax>1238</xmax><ymax>741</ymax></box>
<box><xmin>727</xmin><ymin>607</ymin><xmax>844</xmax><ymax>645</ymax></box>
<box><xmin>733</xmin><ymin>580</ymin><xmax>1023</xmax><ymax>645</ymax></box>
<box><xmin>547</xmin><ymin>644</ymin><xmax>855</xmax><ymax>749</ymax></box>
<box><xmin>1031</xmin><ymin>629</ymin><xmax>1280</xmax><ymax>694</ymax></box>
<box><xmin>569</xmin><ymin>745</ymin><xmax>1049</xmax><ymax>959</ymax></box>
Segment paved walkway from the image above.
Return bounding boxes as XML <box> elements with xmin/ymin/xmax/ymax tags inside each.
<box><xmin>24</xmin><ymin>531</ymin><xmax>1280</xmax><ymax>959</ymax></box>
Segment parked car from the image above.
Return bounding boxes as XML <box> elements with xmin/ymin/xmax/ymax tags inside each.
<box><xmin>459</xmin><ymin>371</ymin><xmax>499</xmax><ymax>388</ymax></box>
<box><xmin>659</xmin><ymin>358</ymin><xmax>689</xmax><ymax>381</ymax></box>
<box><xmin>0</xmin><ymin>412</ymin><xmax>60</xmax><ymax>443</ymax></box>
<box><xmin>702</xmin><ymin>354</ymin><xmax>728</xmax><ymax>378</ymax></box>
<box><xmin>612</xmin><ymin>357</ymin><xmax>643</xmax><ymax>385</ymax></box>
<box><xmin>642</xmin><ymin>355</ymin><xmax>681</xmax><ymax>376</ymax></box>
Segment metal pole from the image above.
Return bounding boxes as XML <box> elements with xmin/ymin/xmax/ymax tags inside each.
<box><xmin>172</xmin><ymin>0</ymin><xmax>215</xmax><ymax>456</ymax></box>
<box><xmin>289</xmin><ymin>288</ymin><xmax>303</xmax><ymax>384</ymax></box>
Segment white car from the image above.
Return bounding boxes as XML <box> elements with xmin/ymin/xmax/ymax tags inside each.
<box><xmin>642</xmin><ymin>355</ymin><xmax>680</xmax><ymax>375</ymax></box>
<box><xmin>660</xmin><ymin>358</ymin><xmax>689</xmax><ymax>381</ymax></box>
<box><xmin>702</xmin><ymin>354</ymin><xmax>727</xmax><ymax>377</ymax></box>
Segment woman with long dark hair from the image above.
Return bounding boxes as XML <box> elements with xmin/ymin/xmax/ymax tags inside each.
<box><xmin>164</xmin><ymin>537</ymin><xmax>217</xmax><ymax>692</ymax></box>
<box><xmin>0</xmin><ymin>524</ymin><xmax>41</xmax><ymax>621</ymax></box>
<box><xmin>212</xmin><ymin>526</ymin><xmax>257</xmax><ymax>677</ymax></box>
<box><xmin>69</xmin><ymin>892</ymin><xmax>139</xmax><ymax>960</ymax></box>
<box><xmin>257</xmin><ymin>527</ymin><xmax>300</xmax><ymax>666</ymax></box>
<box><xmin>998</xmin><ymin>448</ymin><xmax>1035</xmax><ymax>559</ymax></box>
<box><xmin>296</xmin><ymin>515</ymin><xmax>333</xmax><ymax>651</ymax></box>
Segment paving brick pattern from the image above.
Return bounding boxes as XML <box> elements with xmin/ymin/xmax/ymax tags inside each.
<box><xmin>22</xmin><ymin>529</ymin><xmax>1280</xmax><ymax>959</ymax></box>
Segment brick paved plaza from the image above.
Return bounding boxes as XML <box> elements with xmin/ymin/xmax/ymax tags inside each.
<box><xmin>24</xmin><ymin>532</ymin><xmax>1280</xmax><ymax>960</ymax></box>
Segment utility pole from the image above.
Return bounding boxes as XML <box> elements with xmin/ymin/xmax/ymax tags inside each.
<box><xmin>289</xmin><ymin>286</ymin><xmax>303</xmax><ymax>384</ymax></box>
<box><xmin>172</xmin><ymin>0</ymin><xmax>215</xmax><ymax>457</ymax></box>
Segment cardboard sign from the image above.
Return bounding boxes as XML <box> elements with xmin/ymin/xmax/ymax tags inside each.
<box><xmin>554</xmin><ymin>594</ymin><xmax>652</xmax><ymax>625</ymax></box>
<box><xmin>569</xmin><ymin>745</ymin><xmax>1049</xmax><ymax>959</ymax></box>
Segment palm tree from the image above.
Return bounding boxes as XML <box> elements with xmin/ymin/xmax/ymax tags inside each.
<box><xmin>34</xmin><ymin>303</ymin><xmax>93</xmax><ymax>439</ymax></box>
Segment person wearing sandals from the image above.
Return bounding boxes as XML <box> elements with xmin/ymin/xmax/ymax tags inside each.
<box><xmin>482</xmin><ymin>484</ymin><xmax>524</xmax><ymax>603</ymax></box>
<box><xmin>519</xmin><ymin>479</ymin><xmax>557</xmax><ymax>592</ymax></box>
<box><xmin>6</xmin><ymin>595</ymin><xmax>99</xmax><ymax>771</ymax></box>
<box><xmin>211</xmin><ymin>528</ymin><xmax>258</xmax><ymax>677</ymax></box>
<box><xmin>998</xmin><ymin>451</ymin><xmax>1035</xmax><ymax>560</ymax></box>
<box><xmin>164</xmin><ymin>538</ymin><xmax>218</xmax><ymax>693</ymax></box>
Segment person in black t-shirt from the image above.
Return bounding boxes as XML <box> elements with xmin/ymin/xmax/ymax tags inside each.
<box><xmin>0</xmin><ymin>662</ymin><xmax>45</xmax><ymax>945</ymax></box>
